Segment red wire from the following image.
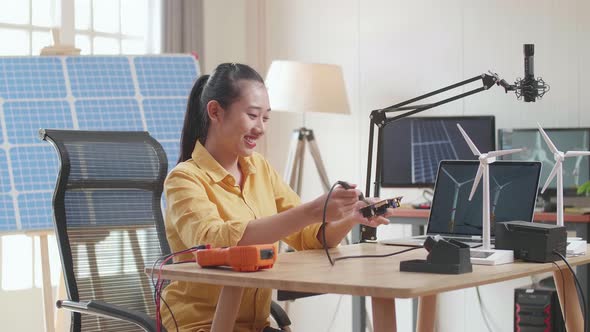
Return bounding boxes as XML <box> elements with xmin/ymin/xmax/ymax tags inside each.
<box><xmin>155</xmin><ymin>250</ymin><xmax>199</xmax><ymax>332</ymax></box>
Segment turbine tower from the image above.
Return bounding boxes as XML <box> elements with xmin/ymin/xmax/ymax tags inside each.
<box><xmin>537</xmin><ymin>123</ymin><xmax>590</xmax><ymax>226</ymax></box>
<box><xmin>457</xmin><ymin>124</ymin><xmax>524</xmax><ymax>250</ymax></box>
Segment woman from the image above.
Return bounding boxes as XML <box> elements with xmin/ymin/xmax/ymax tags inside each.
<box><xmin>161</xmin><ymin>63</ymin><xmax>390</xmax><ymax>332</ymax></box>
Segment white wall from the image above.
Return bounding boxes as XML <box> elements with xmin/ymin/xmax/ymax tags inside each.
<box><xmin>204</xmin><ymin>1</ymin><xmax>590</xmax><ymax>331</ymax></box>
<box><xmin>0</xmin><ymin>288</ymin><xmax>47</xmax><ymax>331</ymax></box>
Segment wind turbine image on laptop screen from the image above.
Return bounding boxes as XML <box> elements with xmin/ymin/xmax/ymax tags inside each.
<box><xmin>441</xmin><ymin>167</ymin><xmax>474</xmax><ymax>233</ymax></box>
<box><xmin>490</xmin><ymin>174</ymin><xmax>515</xmax><ymax>226</ymax></box>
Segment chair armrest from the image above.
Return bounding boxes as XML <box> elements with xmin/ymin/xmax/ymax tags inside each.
<box><xmin>56</xmin><ymin>299</ymin><xmax>163</xmax><ymax>332</ymax></box>
<box><xmin>270</xmin><ymin>300</ymin><xmax>291</xmax><ymax>329</ymax></box>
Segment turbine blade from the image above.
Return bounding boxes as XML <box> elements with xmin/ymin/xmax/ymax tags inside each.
<box><xmin>469</xmin><ymin>164</ymin><xmax>484</xmax><ymax>201</ymax></box>
<box><xmin>565</xmin><ymin>151</ymin><xmax>590</xmax><ymax>157</ymax></box>
<box><xmin>537</xmin><ymin>123</ymin><xmax>559</xmax><ymax>154</ymax></box>
<box><xmin>457</xmin><ymin>124</ymin><xmax>481</xmax><ymax>155</ymax></box>
<box><xmin>487</xmin><ymin>148</ymin><xmax>524</xmax><ymax>158</ymax></box>
<box><xmin>541</xmin><ymin>162</ymin><xmax>560</xmax><ymax>194</ymax></box>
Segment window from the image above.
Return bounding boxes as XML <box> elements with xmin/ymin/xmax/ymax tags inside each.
<box><xmin>75</xmin><ymin>0</ymin><xmax>161</xmax><ymax>55</ymax></box>
<box><xmin>0</xmin><ymin>0</ymin><xmax>161</xmax><ymax>56</ymax></box>
<box><xmin>0</xmin><ymin>0</ymin><xmax>54</xmax><ymax>55</ymax></box>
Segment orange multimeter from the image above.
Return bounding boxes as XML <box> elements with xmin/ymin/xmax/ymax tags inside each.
<box><xmin>195</xmin><ymin>244</ymin><xmax>276</xmax><ymax>272</ymax></box>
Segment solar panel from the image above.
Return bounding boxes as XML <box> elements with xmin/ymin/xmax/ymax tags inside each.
<box><xmin>411</xmin><ymin>120</ymin><xmax>459</xmax><ymax>183</ymax></box>
<box><xmin>0</xmin><ymin>55</ymin><xmax>199</xmax><ymax>232</ymax></box>
<box><xmin>381</xmin><ymin>116</ymin><xmax>495</xmax><ymax>187</ymax></box>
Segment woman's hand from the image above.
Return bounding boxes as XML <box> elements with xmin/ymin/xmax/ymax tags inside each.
<box><xmin>312</xmin><ymin>183</ymin><xmax>361</xmax><ymax>222</ymax></box>
<box><xmin>343</xmin><ymin>198</ymin><xmax>394</xmax><ymax>228</ymax></box>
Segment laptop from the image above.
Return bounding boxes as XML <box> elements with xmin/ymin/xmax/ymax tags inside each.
<box><xmin>379</xmin><ymin>160</ymin><xmax>542</xmax><ymax>247</ymax></box>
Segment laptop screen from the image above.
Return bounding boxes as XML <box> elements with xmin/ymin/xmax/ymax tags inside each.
<box><xmin>427</xmin><ymin>160</ymin><xmax>541</xmax><ymax>237</ymax></box>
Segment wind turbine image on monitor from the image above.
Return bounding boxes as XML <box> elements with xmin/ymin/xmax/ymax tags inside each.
<box><xmin>537</xmin><ymin>123</ymin><xmax>590</xmax><ymax>227</ymax></box>
<box><xmin>457</xmin><ymin>124</ymin><xmax>524</xmax><ymax>265</ymax></box>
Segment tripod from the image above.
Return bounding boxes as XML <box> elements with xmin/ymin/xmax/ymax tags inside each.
<box><xmin>283</xmin><ymin>127</ymin><xmax>331</xmax><ymax>194</ymax></box>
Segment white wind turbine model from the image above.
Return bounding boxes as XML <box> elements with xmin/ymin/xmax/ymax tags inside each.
<box><xmin>537</xmin><ymin>123</ymin><xmax>590</xmax><ymax>227</ymax></box>
<box><xmin>457</xmin><ymin>124</ymin><xmax>524</xmax><ymax>265</ymax></box>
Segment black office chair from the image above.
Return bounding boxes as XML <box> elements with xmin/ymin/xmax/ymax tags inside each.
<box><xmin>41</xmin><ymin>129</ymin><xmax>291</xmax><ymax>332</ymax></box>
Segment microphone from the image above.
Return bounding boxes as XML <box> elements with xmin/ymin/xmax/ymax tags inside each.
<box><xmin>515</xmin><ymin>44</ymin><xmax>549</xmax><ymax>102</ymax></box>
<box><xmin>494</xmin><ymin>44</ymin><xmax>549</xmax><ymax>102</ymax></box>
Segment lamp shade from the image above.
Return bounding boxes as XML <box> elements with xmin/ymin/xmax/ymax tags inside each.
<box><xmin>265</xmin><ymin>60</ymin><xmax>350</xmax><ymax>114</ymax></box>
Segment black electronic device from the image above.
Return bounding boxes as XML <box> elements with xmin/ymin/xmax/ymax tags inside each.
<box><xmin>515</xmin><ymin>286</ymin><xmax>564</xmax><ymax>332</ymax></box>
<box><xmin>495</xmin><ymin>221</ymin><xmax>566</xmax><ymax>262</ymax></box>
<box><xmin>359</xmin><ymin>196</ymin><xmax>403</xmax><ymax>218</ymax></box>
<box><xmin>399</xmin><ymin>236</ymin><xmax>472</xmax><ymax>274</ymax></box>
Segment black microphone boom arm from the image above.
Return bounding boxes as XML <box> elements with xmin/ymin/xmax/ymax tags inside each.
<box><xmin>360</xmin><ymin>72</ymin><xmax>505</xmax><ymax>243</ymax></box>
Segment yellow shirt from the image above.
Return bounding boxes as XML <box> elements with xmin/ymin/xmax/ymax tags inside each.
<box><xmin>161</xmin><ymin>142</ymin><xmax>323</xmax><ymax>332</ymax></box>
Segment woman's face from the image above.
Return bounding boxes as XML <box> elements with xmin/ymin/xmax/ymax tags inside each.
<box><xmin>215</xmin><ymin>80</ymin><xmax>271</xmax><ymax>158</ymax></box>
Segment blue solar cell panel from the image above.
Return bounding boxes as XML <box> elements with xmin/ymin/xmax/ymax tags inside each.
<box><xmin>67</xmin><ymin>57</ymin><xmax>135</xmax><ymax>97</ymax></box>
<box><xmin>76</xmin><ymin>99</ymin><xmax>143</xmax><ymax>130</ymax></box>
<box><xmin>0</xmin><ymin>57</ymin><xmax>66</xmax><ymax>99</ymax></box>
<box><xmin>0</xmin><ymin>194</ymin><xmax>16</xmax><ymax>231</ymax></box>
<box><xmin>17</xmin><ymin>192</ymin><xmax>52</xmax><ymax>230</ymax></box>
<box><xmin>10</xmin><ymin>146</ymin><xmax>58</xmax><ymax>192</ymax></box>
<box><xmin>0</xmin><ymin>150</ymin><xmax>10</xmax><ymax>193</ymax></box>
<box><xmin>143</xmin><ymin>98</ymin><xmax>186</xmax><ymax>141</ymax></box>
<box><xmin>4</xmin><ymin>100</ymin><xmax>73</xmax><ymax>144</ymax></box>
<box><xmin>135</xmin><ymin>56</ymin><xmax>198</xmax><ymax>97</ymax></box>
<box><xmin>0</xmin><ymin>55</ymin><xmax>199</xmax><ymax>231</ymax></box>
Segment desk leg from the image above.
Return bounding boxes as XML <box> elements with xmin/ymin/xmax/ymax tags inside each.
<box><xmin>574</xmin><ymin>222</ymin><xmax>590</xmax><ymax>321</ymax></box>
<box><xmin>371</xmin><ymin>297</ymin><xmax>396</xmax><ymax>332</ymax></box>
<box><xmin>39</xmin><ymin>234</ymin><xmax>56</xmax><ymax>332</ymax></box>
<box><xmin>416</xmin><ymin>295</ymin><xmax>436</xmax><ymax>332</ymax></box>
<box><xmin>211</xmin><ymin>286</ymin><xmax>244</xmax><ymax>332</ymax></box>
<box><xmin>553</xmin><ymin>269</ymin><xmax>584</xmax><ymax>332</ymax></box>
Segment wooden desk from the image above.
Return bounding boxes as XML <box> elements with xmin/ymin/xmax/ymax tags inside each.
<box><xmin>388</xmin><ymin>207</ymin><xmax>590</xmax><ymax>325</ymax></box>
<box><xmin>146</xmin><ymin>243</ymin><xmax>590</xmax><ymax>332</ymax></box>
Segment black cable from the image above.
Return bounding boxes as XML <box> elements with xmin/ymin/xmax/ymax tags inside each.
<box><xmin>552</xmin><ymin>261</ymin><xmax>566</xmax><ymax>328</ymax></box>
<box><xmin>333</xmin><ymin>247</ymin><xmax>420</xmax><ymax>262</ymax></box>
<box><xmin>475</xmin><ymin>286</ymin><xmax>493</xmax><ymax>332</ymax></box>
<box><xmin>321</xmin><ymin>182</ymin><xmax>341</xmax><ymax>265</ymax></box>
<box><xmin>553</xmin><ymin>250</ymin><xmax>587</xmax><ymax>332</ymax></box>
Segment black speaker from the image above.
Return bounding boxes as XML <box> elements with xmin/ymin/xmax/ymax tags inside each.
<box><xmin>514</xmin><ymin>285</ymin><xmax>564</xmax><ymax>332</ymax></box>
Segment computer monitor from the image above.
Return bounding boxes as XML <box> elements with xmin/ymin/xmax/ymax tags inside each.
<box><xmin>498</xmin><ymin>127</ymin><xmax>590</xmax><ymax>198</ymax></box>
<box><xmin>380</xmin><ymin>116</ymin><xmax>496</xmax><ymax>187</ymax></box>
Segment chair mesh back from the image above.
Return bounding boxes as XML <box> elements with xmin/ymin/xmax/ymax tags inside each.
<box><xmin>41</xmin><ymin>130</ymin><xmax>170</xmax><ymax>332</ymax></box>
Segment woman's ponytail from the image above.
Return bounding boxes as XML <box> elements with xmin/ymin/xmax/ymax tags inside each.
<box><xmin>178</xmin><ymin>74</ymin><xmax>210</xmax><ymax>163</ymax></box>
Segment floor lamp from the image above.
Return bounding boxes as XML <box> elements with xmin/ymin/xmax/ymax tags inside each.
<box><xmin>265</xmin><ymin>60</ymin><xmax>350</xmax><ymax>195</ymax></box>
